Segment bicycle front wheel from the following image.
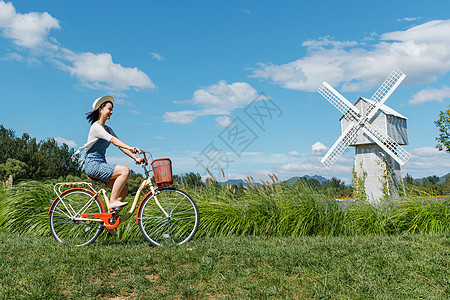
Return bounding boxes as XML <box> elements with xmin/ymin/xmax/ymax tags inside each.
<box><xmin>49</xmin><ymin>188</ymin><xmax>105</xmax><ymax>246</ymax></box>
<box><xmin>138</xmin><ymin>188</ymin><xmax>199</xmax><ymax>246</ymax></box>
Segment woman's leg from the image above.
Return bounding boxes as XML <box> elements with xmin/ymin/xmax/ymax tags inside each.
<box><xmin>108</xmin><ymin>179</ymin><xmax>128</xmax><ymax>202</ymax></box>
<box><xmin>108</xmin><ymin>165</ymin><xmax>130</xmax><ymax>204</ymax></box>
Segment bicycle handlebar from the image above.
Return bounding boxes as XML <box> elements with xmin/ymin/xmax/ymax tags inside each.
<box><xmin>118</xmin><ymin>145</ymin><xmax>152</xmax><ymax>166</ymax></box>
<box><xmin>142</xmin><ymin>151</ymin><xmax>153</xmax><ymax>166</ymax></box>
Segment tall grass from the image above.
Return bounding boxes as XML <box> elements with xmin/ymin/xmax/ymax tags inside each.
<box><xmin>0</xmin><ymin>180</ymin><xmax>54</xmax><ymax>236</ymax></box>
<box><xmin>0</xmin><ymin>180</ymin><xmax>448</xmax><ymax>240</ymax></box>
<box><xmin>193</xmin><ymin>181</ymin><xmax>449</xmax><ymax>238</ymax></box>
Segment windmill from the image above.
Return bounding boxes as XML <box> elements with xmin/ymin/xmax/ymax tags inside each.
<box><xmin>317</xmin><ymin>69</ymin><xmax>411</xmax><ymax>202</ymax></box>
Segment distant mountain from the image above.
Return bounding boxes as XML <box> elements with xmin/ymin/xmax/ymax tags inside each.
<box><xmin>412</xmin><ymin>173</ymin><xmax>449</xmax><ymax>184</ymax></box>
<box><xmin>284</xmin><ymin>175</ymin><xmax>328</xmax><ymax>185</ymax></box>
<box><xmin>217</xmin><ymin>175</ymin><xmax>329</xmax><ymax>187</ymax></box>
<box><xmin>216</xmin><ymin>173</ymin><xmax>448</xmax><ymax>187</ymax></box>
<box><xmin>438</xmin><ymin>174</ymin><xmax>449</xmax><ymax>184</ymax></box>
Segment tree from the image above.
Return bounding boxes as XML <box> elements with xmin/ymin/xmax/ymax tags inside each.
<box><xmin>181</xmin><ymin>172</ymin><xmax>204</xmax><ymax>189</ymax></box>
<box><xmin>0</xmin><ymin>124</ymin><xmax>82</xmax><ymax>180</ymax></box>
<box><xmin>423</xmin><ymin>175</ymin><xmax>440</xmax><ymax>185</ymax></box>
<box><xmin>0</xmin><ymin>158</ymin><xmax>29</xmax><ymax>181</ymax></box>
<box><xmin>404</xmin><ymin>173</ymin><xmax>415</xmax><ymax>185</ymax></box>
<box><xmin>435</xmin><ymin>105</ymin><xmax>450</xmax><ymax>153</ymax></box>
<box><xmin>327</xmin><ymin>177</ymin><xmax>346</xmax><ymax>189</ymax></box>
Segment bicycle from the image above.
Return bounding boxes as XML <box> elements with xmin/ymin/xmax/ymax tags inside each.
<box><xmin>48</xmin><ymin>152</ymin><xmax>199</xmax><ymax>246</ymax></box>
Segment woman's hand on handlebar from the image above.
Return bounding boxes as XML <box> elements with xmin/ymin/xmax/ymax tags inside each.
<box><xmin>130</xmin><ymin>147</ymin><xmax>146</xmax><ymax>165</ymax></box>
<box><xmin>129</xmin><ymin>147</ymin><xmax>143</xmax><ymax>154</ymax></box>
<box><xmin>134</xmin><ymin>157</ymin><xmax>145</xmax><ymax>165</ymax></box>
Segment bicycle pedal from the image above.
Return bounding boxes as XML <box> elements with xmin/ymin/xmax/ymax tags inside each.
<box><xmin>109</xmin><ymin>207</ymin><xmax>122</xmax><ymax>213</ymax></box>
<box><xmin>106</xmin><ymin>229</ymin><xmax>118</xmax><ymax>237</ymax></box>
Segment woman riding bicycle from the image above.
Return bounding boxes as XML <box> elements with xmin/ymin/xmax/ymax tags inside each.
<box><xmin>81</xmin><ymin>95</ymin><xmax>144</xmax><ymax>210</ymax></box>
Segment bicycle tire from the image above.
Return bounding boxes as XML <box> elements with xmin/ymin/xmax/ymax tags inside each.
<box><xmin>49</xmin><ymin>188</ymin><xmax>104</xmax><ymax>246</ymax></box>
<box><xmin>138</xmin><ymin>188</ymin><xmax>199</xmax><ymax>246</ymax></box>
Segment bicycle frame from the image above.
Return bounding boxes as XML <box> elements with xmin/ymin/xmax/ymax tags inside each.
<box><xmin>49</xmin><ymin>152</ymin><xmax>169</xmax><ymax>229</ymax></box>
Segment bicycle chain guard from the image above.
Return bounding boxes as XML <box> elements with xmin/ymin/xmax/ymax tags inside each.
<box><xmin>80</xmin><ymin>213</ymin><xmax>120</xmax><ymax>229</ymax></box>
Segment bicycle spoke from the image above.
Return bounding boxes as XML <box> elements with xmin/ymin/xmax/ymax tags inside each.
<box><xmin>139</xmin><ymin>188</ymin><xmax>198</xmax><ymax>246</ymax></box>
<box><xmin>172</xmin><ymin>216</ymin><xmax>196</xmax><ymax>221</ymax></box>
<box><xmin>169</xmin><ymin>193</ymin><xmax>186</xmax><ymax>215</ymax></box>
<box><xmin>171</xmin><ymin>206</ymin><xmax>194</xmax><ymax>216</ymax></box>
<box><xmin>168</xmin><ymin>220</ymin><xmax>186</xmax><ymax>240</ymax></box>
<box><xmin>75</xmin><ymin>195</ymin><xmax>98</xmax><ymax>216</ymax></box>
<box><xmin>53</xmin><ymin>207</ymin><xmax>73</xmax><ymax>219</ymax></box>
<box><xmin>140</xmin><ymin>216</ymin><xmax>166</xmax><ymax>220</ymax></box>
<box><xmin>50</xmin><ymin>189</ymin><xmax>104</xmax><ymax>246</ymax></box>
<box><xmin>58</xmin><ymin>199</ymin><xmax>76</xmax><ymax>217</ymax></box>
<box><xmin>148</xmin><ymin>221</ymin><xmax>168</xmax><ymax>243</ymax></box>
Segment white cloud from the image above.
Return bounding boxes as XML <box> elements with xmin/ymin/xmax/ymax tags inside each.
<box><xmin>173</xmin><ymin>144</ymin><xmax>447</xmax><ymax>184</ymax></box>
<box><xmin>311</xmin><ymin>141</ymin><xmax>328</xmax><ymax>153</ymax></box>
<box><xmin>403</xmin><ymin>146</ymin><xmax>450</xmax><ymax>178</ymax></box>
<box><xmin>411</xmin><ymin>146</ymin><xmax>447</xmax><ymax>156</ymax></box>
<box><xmin>409</xmin><ymin>86</ymin><xmax>450</xmax><ymax>105</ymax></box>
<box><xmin>62</xmin><ymin>51</ymin><xmax>154</xmax><ymax>91</ymax></box>
<box><xmin>302</xmin><ymin>36</ymin><xmax>359</xmax><ymax>49</ymax></box>
<box><xmin>0</xmin><ymin>1</ymin><xmax>60</xmax><ymax>49</ymax></box>
<box><xmin>163</xmin><ymin>110</ymin><xmax>198</xmax><ymax>124</ymax></box>
<box><xmin>277</xmin><ymin>152</ymin><xmax>354</xmax><ymax>182</ymax></box>
<box><xmin>191</xmin><ymin>80</ymin><xmax>257</xmax><ymax>113</ymax></box>
<box><xmin>1</xmin><ymin>51</ymin><xmax>21</xmax><ymax>60</ymax></box>
<box><xmin>149</xmin><ymin>51</ymin><xmax>164</xmax><ymax>61</ymax></box>
<box><xmin>0</xmin><ymin>1</ymin><xmax>154</xmax><ymax>93</ymax></box>
<box><xmin>54</xmin><ymin>137</ymin><xmax>77</xmax><ymax>148</ymax></box>
<box><xmin>1</xmin><ymin>52</ymin><xmax>41</xmax><ymax>65</ymax></box>
<box><xmin>172</xmin><ymin>143</ymin><xmax>448</xmax><ymax>184</ymax></box>
<box><xmin>163</xmin><ymin>81</ymin><xmax>258</xmax><ymax>124</ymax></box>
<box><xmin>397</xmin><ymin>17</ymin><xmax>419</xmax><ymax>22</ymax></box>
<box><xmin>381</xmin><ymin>20</ymin><xmax>450</xmax><ymax>43</ymax></box>
<box><xmin>129</xmin><ymin>109</ymin><xmax>141</xmax><ymax>115</ymax></box>
<box><xmin>276</xmin><ymin>145</ymin><xmax>449</xmax><ymax>183</ymax></box>
<box><xmin>287</xmin><ymin>150</ymin><xmax>301</xmax><ymax>157</ymax></box>
<box><xmin>252</xmin><ymin>19</ymin><xmax>450</xmax><ymax>93</ymax></box>
<box><xmin>215</xmin><ymin>115</ymin><xmax>232</xmax><ymax>127</ymax></box>
<box><xmin>273</xmin><ymin>142</ymin><xmax>354</xmax><ymax>182</ymax></box>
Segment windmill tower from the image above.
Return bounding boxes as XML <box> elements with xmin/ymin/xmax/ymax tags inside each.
<box><xmin>317</xmin><ymin>69</ymin><xmax>411</xmax><ymax>203</ymax></box>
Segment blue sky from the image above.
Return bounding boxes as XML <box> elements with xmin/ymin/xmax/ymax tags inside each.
<box><xmin>0</xmin><ymin>0</ymin><xmax>449</xmax><ymax>183</ymax></box>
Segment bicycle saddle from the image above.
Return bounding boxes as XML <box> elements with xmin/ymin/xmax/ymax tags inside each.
<box><xmin>87</xmin><ymin>176</ymin><xmax>103</xmax><ymax>183</ymax></box>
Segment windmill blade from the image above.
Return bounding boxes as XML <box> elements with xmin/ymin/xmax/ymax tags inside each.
<box><xmin>366</xmin><ymin>68</ymin><xmax>406</xmax><ymax>120</ymax></box>
<box><xmin>321</xmin><ymin>122</ymin><xmax>359</xmax><ymax>168</ymax></box>
<box><xmin>318</xmin><ymin>82</ymin><xmax>360</xmax><ymax>120</ymax></box>
<box><xmin>362</xmin><ymin>124</ymin><xmax>411</xmax><ymax>166</ymax></box>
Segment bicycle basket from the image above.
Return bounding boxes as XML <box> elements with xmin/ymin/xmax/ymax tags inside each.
<box><xmin>151</xmin><ymin>158</ymin><xmax>173</xmax><ymax>187</ymax></box>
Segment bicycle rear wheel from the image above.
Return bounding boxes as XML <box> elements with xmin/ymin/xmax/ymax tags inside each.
<box><xmin>49</xmin><ymin>188</ymin><xmax>104</xmax><ymax>246</ymax></box>
<box><xmin>138</xmin><ymin>188</ymin><xmax>199</xmax><ymax>246</ymax></box>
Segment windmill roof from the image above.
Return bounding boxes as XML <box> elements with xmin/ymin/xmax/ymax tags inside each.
<box><xmin>361</xmin><ymin>97</ymin><xmax>407</xmax><ymax>119</ymax></box>
<box><xmin>340</xmin><ymin>97</ymin><xmax>407</xmax><ymax>120</ymax></box>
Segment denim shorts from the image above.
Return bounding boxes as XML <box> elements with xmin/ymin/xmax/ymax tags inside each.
<box><xmin>84</xmin><ymin>158</ymin><xmax>116</xmax><ymax>183</ymax></box>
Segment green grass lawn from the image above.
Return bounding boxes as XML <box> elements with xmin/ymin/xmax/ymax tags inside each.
<box><xmin>1</xmin><ymin>232</ymin><xmax>448</xmax><ymax>299</ymax></box>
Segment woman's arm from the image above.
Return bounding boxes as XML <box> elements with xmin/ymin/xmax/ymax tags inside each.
<box><xmin>110</xmin><ymin>137</ymin><xmax>143</xmax><ymax>163</ymax></box>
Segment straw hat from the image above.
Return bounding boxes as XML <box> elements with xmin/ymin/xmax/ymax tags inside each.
<box><xmin>92</xmin><ymin>95</ymin><xmax>114</xmax><ymax>111</ymax></box>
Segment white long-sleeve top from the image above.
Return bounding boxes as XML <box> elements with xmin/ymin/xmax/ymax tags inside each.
<box><xmin>73</xmin><ymin>123</ymin><xmax>117</xmax><ymax>157</ymax></box>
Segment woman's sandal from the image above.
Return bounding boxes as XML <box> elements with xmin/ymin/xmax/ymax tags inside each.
<box><xmin>108</xmin><ymin>201</ymin><xmax>128</xmax><ymax>210</ymax></box>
